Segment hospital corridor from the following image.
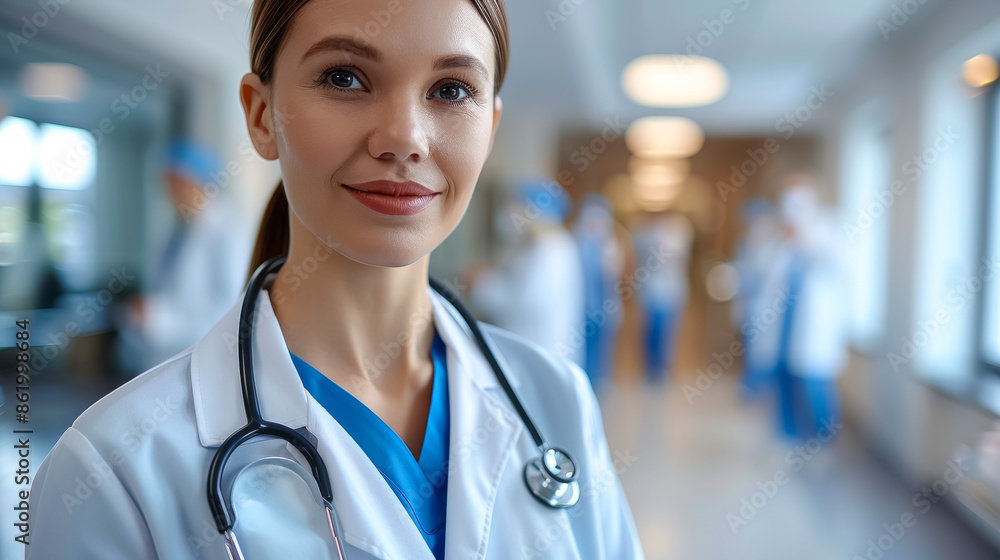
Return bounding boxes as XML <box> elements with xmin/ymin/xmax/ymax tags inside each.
<box><xmin>3</xmin><ymin>0</ymin><xmax>1000</xmax><ymax>558</ymax></box>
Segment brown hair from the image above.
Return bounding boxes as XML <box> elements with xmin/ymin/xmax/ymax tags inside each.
<box><xmin>246</xmin><ymin>0</ymin><xmax>510</xmax><ymax>279</ymax></box>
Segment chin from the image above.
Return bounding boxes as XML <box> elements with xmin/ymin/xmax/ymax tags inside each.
<box><xmin>335</xmin><ymin>234</ymin><xmax>436</xmax><ymax>269</ymax></box>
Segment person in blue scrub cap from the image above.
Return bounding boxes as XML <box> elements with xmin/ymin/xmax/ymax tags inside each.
<box><xmin>118</xmin><ymin>139</ymin><xmax>252</xmax><ymax>372</ymax></box>
<box><xmin>470</xmin><ymin>177</ymin><xmax>587</xmax><ymax>367</ymax></box>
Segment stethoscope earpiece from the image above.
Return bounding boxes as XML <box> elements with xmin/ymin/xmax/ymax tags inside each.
<box><xmin>524</xmin><ymin>446</ymin><xmax>581</xmax><ymax>508</ymax></box>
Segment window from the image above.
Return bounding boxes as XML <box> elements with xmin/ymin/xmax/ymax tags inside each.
<box><xmin>838</xmin><ymin>101</ymin><xmax>891</xmax><ymax>352</ymax></box>
<box><xmin>0</xmin><ymin>116</ymin><xmax>98</xmax><ymax>292</ymax></box>
<box><xmin>910</xmin><ymin>55</ymin><xmax>984</xmax><ymax>383</ymax></box>
<box><xmin>983</xmin><ymin>80</ymin><xmax>1000</xmax><ymax>368</ymax></box>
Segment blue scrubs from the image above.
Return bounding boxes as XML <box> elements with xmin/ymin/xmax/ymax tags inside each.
<box><xmin>289</xmin><ymin>329</ymin><xmax>450</xmax><ymax>559</ymax></box>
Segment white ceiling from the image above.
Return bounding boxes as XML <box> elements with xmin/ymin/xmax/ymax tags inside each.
<box><xmin>501</xmin><ymin>0</ymin><xmax>907</xmax><ymax>132</ymax></box>
<box><xmin>39</xmin><ymin>0</ymin><xmax>926</xmax><ymax>134</ymax></box>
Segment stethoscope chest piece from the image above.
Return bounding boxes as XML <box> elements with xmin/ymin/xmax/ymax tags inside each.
<box><xmin>524</xmin><ymin>446</ymin><xmax>581</xmax><ymax>508</ymax></box>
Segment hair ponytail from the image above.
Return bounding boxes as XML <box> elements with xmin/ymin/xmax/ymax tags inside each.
<box><xmin>247</xmin><ymin>180</ymin><xmax>289</xmax><ymax>282</ymax></box>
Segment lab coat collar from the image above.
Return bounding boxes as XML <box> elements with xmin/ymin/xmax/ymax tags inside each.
<box><xmin>190</xmin><ymin>273</ymin><xmax>525</xmax><ymax>559</ymax></box>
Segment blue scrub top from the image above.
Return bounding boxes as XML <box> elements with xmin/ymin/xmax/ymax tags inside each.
<box><xmin>289</xmin><ymin>329</ymin><xmax>450</xmax><ymax>559</ymax></box>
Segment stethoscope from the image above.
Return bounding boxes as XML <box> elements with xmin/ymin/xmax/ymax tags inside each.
<box><xmin>208</xmin><ymin>255</ymin><xmax>581</xmax><ymax>559</ymax></box>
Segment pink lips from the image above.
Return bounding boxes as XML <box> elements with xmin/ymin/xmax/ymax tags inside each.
<box><xmin>342</xmin><ymin>180</ymin><xmax>439</xmax><ymax>216</ymax></box>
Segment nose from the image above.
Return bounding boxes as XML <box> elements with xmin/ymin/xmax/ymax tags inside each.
<box><xmin>367</xmin><ymin>92</ymin><xmax>431</xmax><ymax>163</ymax></box>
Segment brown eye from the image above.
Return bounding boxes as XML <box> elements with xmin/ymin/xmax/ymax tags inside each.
<box><xmin>431</xmin><ymin>81</ymin><xmax>477</xmax><ymax>105</ymax></box>
<box><xmin>318</xmin><ymin>67</ymin><xmax>364</xmax><ymax>91</ymax></box>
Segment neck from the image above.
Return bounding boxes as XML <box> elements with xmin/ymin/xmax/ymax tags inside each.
<box><xmin>268</xmin><ymin>223</ymin><xmax>436</xmax><ymax>395</ymax></box>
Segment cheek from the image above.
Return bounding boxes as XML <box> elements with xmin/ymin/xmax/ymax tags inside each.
<box><xmin>434</xmin><ymin>113</ymin><xmax>493</xmax><ymax>202</ymax></box>
<box><xmin>278</xmin><ymin>99</ymin><xmax>359</xmax><ymax>182</ymax></box>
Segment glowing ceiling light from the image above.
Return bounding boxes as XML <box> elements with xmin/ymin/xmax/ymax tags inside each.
<box><xmin>628</xmin><ymin>157</ymin><xmax>690</xmax><ymax>186</ymax></box>
<box><xmin>622</xmin><ymin>54</ymin><xmax>728</xmax><ymax>107</ymax></box>
<box><xmin>625</xmin><ymin>116</ymin><xmax>705</xmax><ymax>159</ymax></box>
<box><xmin>21</xmin><ymin>63</ymin><xmax>88</xmax><ymax>103</ymax></box>
<box><xmin>962</xmin><ymin>54</ymin><xmax>999</xmax><ymax>88</ymax></box>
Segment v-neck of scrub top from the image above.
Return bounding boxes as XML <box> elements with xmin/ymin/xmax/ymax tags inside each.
<box><xmin>289</xmin><ymin>329</ymin><xmax>450</xmax><ymax>560</ymax></box>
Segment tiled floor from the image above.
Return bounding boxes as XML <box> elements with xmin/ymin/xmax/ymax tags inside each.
<box><xmin>599</xmin><ymin>374</ymin><xmax>999</xmax><ymax>560</ymax></box>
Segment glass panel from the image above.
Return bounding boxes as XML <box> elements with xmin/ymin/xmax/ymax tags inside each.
<box><xmin>36</xmin><ymin>123</ymin><xmax>96</xmax><ymax>191</ymax></box>
<box><xmin>0</xmin><ymin>117</ymin><xmax>38</xmax><ymax>187</ymax></box>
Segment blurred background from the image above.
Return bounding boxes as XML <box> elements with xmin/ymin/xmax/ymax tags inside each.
<box><xmin>2</xmin><ymin>0</ymin><xmax>1000</xmax><ymax>558</ymax></box>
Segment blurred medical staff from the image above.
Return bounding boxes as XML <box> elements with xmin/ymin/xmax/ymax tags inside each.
<box><xmin>772</xmin><ymin>176</ymin><xmax>849</xmax><ymax>439</ymax></box>
<box><xmin>632</xmin><ymin>210</ymin><xmax>693</xmax><ymax>382</ymax></box>
<box><xmin>573</xmin><ymin>194</ymin><xmax>625</xmax><ymax>389</ymax></box>
<box><xmin>730</xmin><ymin>198</ymin><xmax>783</xmax><ymax>398</ymax></box>
<box><xmin>469</xmin><ymin>178</ymin><xmax>586</xmax><ymax>367</ymax></box>
<box><xmin>119</xmin><ymin>140</ymin><xmax>252</xmax><ymax>372</ymax></box>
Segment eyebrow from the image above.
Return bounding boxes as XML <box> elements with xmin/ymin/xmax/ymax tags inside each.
<box><xmin>300</xmin><ymin>35</ymin><xmax>490</xmax><ymax>83</ymax></box>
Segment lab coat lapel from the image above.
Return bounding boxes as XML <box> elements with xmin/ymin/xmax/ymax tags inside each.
<box><xmin>428</xmin><ymin>288</ymin><xmax>524</xmax><ymax>560</ymax></box>
<box><xmin>190</xmin><ymin>271</ymin><xmax>308</xmax><ymax>446</ymax></box>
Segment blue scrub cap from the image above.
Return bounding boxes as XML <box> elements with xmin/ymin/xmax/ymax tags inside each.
<box><xmin>518</xmin><ymin>178</ymin><xmax>571</xmax><ymax>222</ymax></box>
<box><xmin>167</xmin><ymin>140</ymin><xmax>222</xmax><ymax>187</ymax></box>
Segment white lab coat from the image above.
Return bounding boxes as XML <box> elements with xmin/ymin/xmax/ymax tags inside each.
<box><xmin>470</xmin><ymin>226</ymin><xmax>587</xmax><ymax>368</ymax></box>
<box><xmin>631</xmin><ymin>215</ymin><xmax>693</xmax><ymax>308</ymax></box>
<box><xmin>747</xmin><ymin>213</ymin><xmax>849</xmax><ymax>380</ymax></box>
<box><xmin>783</xmin><ymin>213</ymin><xmax>850</xmax><ymax>379</ymax></box>
<box><xmin>26</xmin><ymin>269</ymin><xmax>644</xmax><ymax>559</ymax></box>
<box><xmin>139</xmin><ymin>198</ymin><xmax>252</xmax><ymax>368</ymax></box>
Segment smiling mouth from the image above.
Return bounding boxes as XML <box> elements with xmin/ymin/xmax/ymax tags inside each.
<box><xmin>341</xmin><ymin>183</ymin><xmax>439</xmax><ymax>216</ymax></box>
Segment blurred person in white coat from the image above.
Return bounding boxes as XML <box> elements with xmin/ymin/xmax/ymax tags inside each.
<box><xmin>119</xmin><ymin>140</ymin><xmax>252</xmax><ymax>372</ymax></box>
<box><xmin>572</xmin><ymin>194</ymin><xmax>625</xmax><ymax>390</ymax></box>
<box><xmin>730</xmin><ymin>198</ymin><xmax>784</xmax><ymax>398</ymax></box>
<box><xmin>770</xmin><ymin>175</ymin><xmax>850</xmax><ymax>439</ymax></box>
<box><xmin>631</xmin><ymin>210</ymin><xmax>693</xmax><ymax>382</ymax></box>
<box><xmin>469</xmin><ymin>179</ymin><xmax>587</xmax><ymax>368</ymax></box>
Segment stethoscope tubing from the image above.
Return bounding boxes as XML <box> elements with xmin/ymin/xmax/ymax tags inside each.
<box><xmin>208</xmin><ymin>253</ymin><xmax>578</xmax><ymax>550</ymax></box>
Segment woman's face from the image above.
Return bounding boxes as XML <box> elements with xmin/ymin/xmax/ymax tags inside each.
<box><xmin>241</xmin><ymin>0</ymin><xmax>502</xmax><ymax>267</ymax></box>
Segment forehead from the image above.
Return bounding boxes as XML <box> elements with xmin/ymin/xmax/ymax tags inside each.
<box><xmin>280</xmin><ymin>0</ymin><xmax>495</xmax><ymax>73</ymax></box>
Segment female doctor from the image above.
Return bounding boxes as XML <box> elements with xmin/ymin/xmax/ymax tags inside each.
<box><xmin>25</xmin><ymin>0</ymin><xmax>645</xmax><ymax>559</ymax></box>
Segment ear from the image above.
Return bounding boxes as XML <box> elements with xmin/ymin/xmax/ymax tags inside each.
<box><xmin>486</xmin><ymin>95</ymin><xmax>502</xmax><ymax>156</ymax></box>
<box><xmin>239</xmin><ymin>72</ymin><xmax>279</xmax><ymax>161</ymax></box>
